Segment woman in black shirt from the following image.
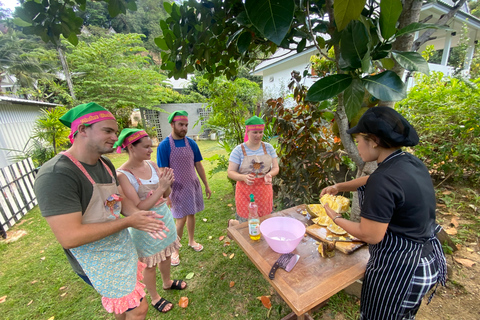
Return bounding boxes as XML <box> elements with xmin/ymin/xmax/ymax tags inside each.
<box><xmin>323</xmin><ymin>107</ymin><xmax>447</xmax><ymax>320</ymax></box>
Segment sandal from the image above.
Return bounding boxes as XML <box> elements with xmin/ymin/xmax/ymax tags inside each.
<box><xmin>188</xmin><ymin>242</ymin><xmax>203</xmax><ymax>252</ymax></box>
<box><xmin>164</xmin><ymin>279</ymin><xmax>187</xmax><ymax>290</ymax></box>
<box><xmin>170</xmin><ymin>253</ymin><xmax>180</xmax><ymax>266</ymax></box>
<box><xmin>152</xmin><ymin>297</ymin><xmax>173</xmax><ymax>313</ymax></box>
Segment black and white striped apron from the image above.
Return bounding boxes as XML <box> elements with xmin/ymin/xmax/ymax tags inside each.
<box><xmin>357</xmin><ymin>151</ymin><xmax>447</xmax><ymax>319</ymax></box>
<box><xmin>360</xmin><ymin>227</ymin><xmax>446</xmax><ymax>320</ymax></box>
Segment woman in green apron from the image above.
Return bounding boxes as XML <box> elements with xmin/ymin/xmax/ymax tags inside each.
<box><xmin>115</xmin><ymin>129</ymin><xmax>187</xmax><ymax>314</ymax></box>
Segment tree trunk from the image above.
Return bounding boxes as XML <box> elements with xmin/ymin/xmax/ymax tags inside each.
<box><xmin>55</xmin><ymin>40</ymin><xmax>76</xmax><ymax>102</ymax></box>
<box><xmin>411</xmin><ymin>0</ymin><xmax>468</xmax><ymax>53</ymax></box>
<box><xmin>391</xmin><ymin>0</ymin><xmax>424</xmax><ymax>79</ymax></box>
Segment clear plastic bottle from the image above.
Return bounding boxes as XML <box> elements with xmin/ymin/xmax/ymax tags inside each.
<box><xmin>248</xmin><ymin>194</ymin><xmax>260</xmax><ymax>240</ymax></box>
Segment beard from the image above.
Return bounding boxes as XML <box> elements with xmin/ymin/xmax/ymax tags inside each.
<box><xmin>174</xmin><ymin>127</ymin><xmax>187</xmax><ymax>138</ymax></box>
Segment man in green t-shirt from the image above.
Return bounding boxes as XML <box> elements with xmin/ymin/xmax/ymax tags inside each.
<box><xmin>34</xmin><ymin>102</ymin><xmax>168</xmax><ymax>319</ymax></box>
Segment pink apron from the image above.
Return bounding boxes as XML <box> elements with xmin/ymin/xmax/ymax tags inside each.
<box><xmin>61</xmin><ymin>152</ymin><xmax>146</xmax><ymax>314</ymax></box>
<box><xmin>235</xmin><ymin>143</ymin><xmax>273</xmax><ymax>218</ymax></box>
<box><xmin>168</xmin><ymin>134</ymin><xmax>204</xmax><ymax>219</ymax></box>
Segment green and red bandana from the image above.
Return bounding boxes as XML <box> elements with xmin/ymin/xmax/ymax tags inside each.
<box><xmin>59</xmin><ymin>102</ymin><xmax>115</xmax><ymax>143</ymax></box>
<box><xmin>244</xmin><ymin>116</ymin><xmax>265</xmax><ymax>142</ymax></box>
<box><xmin>114</xmin><ymin>128</ymin><xmax>149</xmax><ymax>153</ymax></box>
<box><xmin>167</xmin><ymin>110</ymin><xmax>188</xmax><ymax>123</ymax></box>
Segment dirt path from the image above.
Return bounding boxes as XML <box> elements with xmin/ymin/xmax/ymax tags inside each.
<box><xmin>416</xmin><ymin>244</ymin><xmax>480</xmax><ymax>319</ymax></box>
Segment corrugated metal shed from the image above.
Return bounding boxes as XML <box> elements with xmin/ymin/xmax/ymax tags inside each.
<box><xmin>0</xmin><ymin>96</ymin><xmax>60</xmax><ymax>169</ymax></box>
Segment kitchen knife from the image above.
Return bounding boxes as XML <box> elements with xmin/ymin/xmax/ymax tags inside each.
<box><xmin>284</xmin><ymin>254</ymin><xmax>300</xmax><ymax>272</ymax></box>
<box><xmin>325</xmin><ymin>236</ymin><xmax>362</xmax><ymax>242</ymax></box>
<box><xmin>268</xmin><ymin>253</ymin><xmax>293</xmax><ymax>280</ymax></box>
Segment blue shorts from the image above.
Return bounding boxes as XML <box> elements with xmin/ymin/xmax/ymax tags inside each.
<box><xmin>76</xmin><ymin>273</ymin><xmax>142</xmax><ymax>312</ymax></box>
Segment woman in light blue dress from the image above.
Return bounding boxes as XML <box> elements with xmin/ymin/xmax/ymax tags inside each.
<box><xmin>115</xmin><ymin>129</ymin><xmax>187</xmax><ymax>314</ymax></box>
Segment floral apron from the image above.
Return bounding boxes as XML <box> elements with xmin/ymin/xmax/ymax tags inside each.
<box><xmin>61</xmin><ymin>152</ymin><xmax>146</xmax><ymax>314</ymax></box>
<box><xmin>168</xmin><ymin>134</ymin><xmax>204</xmax><ymax>219</ymax></box>
<box><xmin>118</xmin><ymin>162</ymin><xmax>180</xmax><ymax>267</ymax></box>
<box><xmin>235</xmin><ymin>142</ymin><xmax>273</xmax><ymax>218</ymax></box>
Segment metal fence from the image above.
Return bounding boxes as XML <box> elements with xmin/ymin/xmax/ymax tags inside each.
<box><xmin>0</xmin><ymin>158</ymin><xmax>37</xmax><ymax>238</ymax></box>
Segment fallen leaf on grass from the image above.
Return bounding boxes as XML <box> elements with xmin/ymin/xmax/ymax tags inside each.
<box><xmin>229</xmin><ymin>253</ymin><xmax>235</xmax><ymax>259</ymax></box>
<box><xmin>40</xmin><ymin>257</ymin><xmax>46</xmax><ymax>261</ymax></box>
<box><xmin>208</xmin><ymin>236</ymin><xmax>213</xmax><ymax>240</ymax></box>
<box><xmin>59</xmin><ymin>286</ymin><xmax>67</xmax><ymax>290</ymax></box>
<box><xmin>0</xmin><ymin>296</ymin><xmax>6</xmax><ymax>303</ymax></box>
<box><xmin>468</xmin><ymin>204</ymin><xmax>478</xmax><ymax>212</ymax></box>
<box><xmin>229</xmin><ymin>281</ymin><xmax>235</xmax><ymax>288</ymax></box>
<box><xmin>47</xmin><ymin>317</ymin><xmax>54</xmax><ymax>320</ymax></box>
<box><xmin>178</xmin><ymin>296</ymin><xmax>189</xmax><ymax>308</ymax></box>
<box><xmin>60</xmin><ymin>293</ymin><xmax>67</xmax><ymax>297</ymax></box>
<box><xmin>442</xmin><ymin>191</ymin><xmax>452</xmax><ymax>195</ymax></box>
<box><xmin>202</xmin><ymin>218</ymin><xmax>207</xmax><ymax>222</ymax></box>
<box><xmin>466</xmin><ymin>248</ymin><xmax>474</xmax><ymax>252</ymax></box>
<box><xmin>40</xmin><ymin>250</ymin><xmax>44</xmax><ymax>253</ymax></box>
<box><xmin>223</xmin><ymin>241</ymin><xmax>231</xmax><ymax>247</ymax></box>
<box><xmin>436</xmin><ymin>203</ymin><xmax>446</xmax><ymax>208</ymax></box>
<box><xmin>220</xmin><ymin>272</ymin><xmax>226</xmax><ymax>280</ymax></box>
<box><xmin>227</xmin><ymin>204</ymin><xmax>233</xmax><ymax>207</ymax></box>
<box><xmin>445</xmin><ymin>227</ymin><xmax>457</xmax><ymax>235</ymax></box>
<box><xmin>450</xmin><ymin>217</ymin><xmax>459</xmax><ymax>228</ymax></box>
<box><xmin>454</xmin><ymin>258</ymin><xmax>476</xmax><ymax>268</ymax></box>
<box><xmin>5</xmin><ymin>230</ymin><xmax>27</xmax><ymax>243</ymax></box>
<box><xmin>16</xmin><ymin>218</ymin><xmax>32</xmax><ymax>226</ymax></box>
<box><xmin>27</xmin><ymin>300</ymin><xmax>33</xmax><ymax>306</ymax></box>
<box><xmin>219</xmin><ymin>236</ymin><xmax>225</xmax><ymax>241</ymax></box>
<box><xmin>260</xmin><ymin>296</ymin><xmax>272</xmax><ymax>309</ymax></box>
<box><xmin>185</xmin><ymin>272</ymin><xmax>194</xmax><ymax>280</ymax></box>
<box><xmin>31</xmin><ymin>280</ymin><xmax>38</xmax><ymax>284</ymax></box>
<box><xmin>223</xmin><ymin>252</ymin><xmax>227</xmax><ymax>257</ymax></box>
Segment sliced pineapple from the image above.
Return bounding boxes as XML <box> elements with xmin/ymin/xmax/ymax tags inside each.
<box><xmin>315</xmin><ymin>215</ymin><xmax>332</xmax><ymax>226</ymax></box>
<box><xmin>320</xmin><ymin>194</ymin><xmax>350</xmax><ymax>213</ymax></box>
<box><xmin>306</xmin><ymin>204</ymin><xmax>327</xmax><ymax>217</ymax></box>
<box><xmin>327</xmin><ymin>223</ymin><xmax>347</xmax><ymax>235</ymax></box>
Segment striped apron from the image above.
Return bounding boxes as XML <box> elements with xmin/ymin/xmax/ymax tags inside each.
<box><xmin>168</xmin><ymin>134</ymin><xmax>204</xmax><ymax>218</ymax></box>
<box><xmin>235</xmin><ymin>142</ymin><xmax>273</xmax><ymax>218</ymax></box>
<box><xmin>358</xmin><ymin>151</ymin><xmax>447</xmax><ymax>319</ymax></box>
<box><xmin>61</xmin><ymin>152</ymin><xmax>145</xmax><ymax>314</ymax></box>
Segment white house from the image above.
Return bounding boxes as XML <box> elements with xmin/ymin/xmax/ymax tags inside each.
<box><xmin>0</xmin><ymin>96</ymin><xmax>59</xmax><ymax>169</ymax></box>
<box><xmin>253</xmin><ymin>1</ymin><xmax>480</xmax><ymax>102</ymax></box>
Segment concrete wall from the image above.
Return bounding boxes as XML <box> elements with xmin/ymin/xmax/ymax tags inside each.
<box><xmin>141</xmin><ymin>103</ymin><xmax>211</xmax><ymax>141</ymax></box>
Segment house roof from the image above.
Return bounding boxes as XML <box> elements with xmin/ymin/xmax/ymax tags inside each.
<box><xmin>0</xmin><ymin>95</ymin><xmax>60</xmax><ymax>107</ymax></box>
<box><xmin>252</xmin><ymin>46</ymin><xmax>318</xmax><ymax>76</ymax></box>
<box><xmin>252</xmin><ymin>1</ymin><xmax>480</xmax><ymax>74</ymax></box>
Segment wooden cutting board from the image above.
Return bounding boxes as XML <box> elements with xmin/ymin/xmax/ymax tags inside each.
<box><xmin>306</xmin><ymin>224</ymin><xmax>366</xmax><ymax>254</ymax></box>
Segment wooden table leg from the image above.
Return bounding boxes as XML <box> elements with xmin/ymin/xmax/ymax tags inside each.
<box><xmin>280</xmin><ymin>300</ymin><xmax>328</xmax><ymax>320</ymax></box>
<box><xmin>280</xmin><ymin>312</ymin><xmax>314</xmax><ymax>320</ymax></box>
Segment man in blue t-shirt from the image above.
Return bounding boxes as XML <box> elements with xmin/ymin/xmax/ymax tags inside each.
<box><xmin>157</xmin><ymin>110</ymin><xmax>211</xmax><ymax>266</ymax></box>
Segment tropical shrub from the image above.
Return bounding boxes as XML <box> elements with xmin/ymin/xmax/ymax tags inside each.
<box><xmin>397</xmin><ymin>73</ymin><xmax>480</xmax><ymax>183</ymax></box>
<box><xmin>264</xmin><ymin>78</ymin><xmax>343</xmax><ymax>208</ymax></box>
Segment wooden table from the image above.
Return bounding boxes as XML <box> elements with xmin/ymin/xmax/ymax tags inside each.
<box><xmin>227</xmin><ymin>205</ymin><xmax>370</xmax><ymax>320</ymax></box>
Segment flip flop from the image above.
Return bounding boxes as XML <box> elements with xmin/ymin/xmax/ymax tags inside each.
<box><xmin>152</xmin><ymin>297</ymin><xmax>173</xmax><ymax>313</ymax></box>
<box><xmin>164</xmin><ymin>279</ymin><xmax>187</xmax><ymax>290</ymax></box>
<box><xmin>188</xmin><ymin>242</ymin><xmax>203</xmax><ymax>252</ymax></box>
<box><xmin>170</xmin><ymin>253</ymin><xmax>180</xmax><ymax>266</ymax></box>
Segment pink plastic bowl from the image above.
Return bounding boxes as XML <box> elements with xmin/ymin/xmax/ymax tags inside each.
<box><xmin>260</xmin><ymin>217</ymin><xmax>306</xmax><ymax>254</ymax></box>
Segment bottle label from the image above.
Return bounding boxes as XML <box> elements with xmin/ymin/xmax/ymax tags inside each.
<box><xmin>249</xmin><ymin>219</ymin><xmax>260</xmax><ymax>236</ymax></box>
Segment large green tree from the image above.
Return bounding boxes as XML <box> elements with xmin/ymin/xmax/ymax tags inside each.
<box><xmin>156</xmin><ymin>0</ymin><xmax>433</xmax><ymax>170</ymax></box>
<box><xmin>67</xmin><ymin>33</ymin><xmax>169</xmax><ymax>128</ymax></box>
<box><xmin>155</xmin><ymin>0</ymin><xmax>466</xmax><ymax>217</ymax></box>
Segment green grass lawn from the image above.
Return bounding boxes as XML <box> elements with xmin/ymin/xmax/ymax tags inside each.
<box><xmin>0</xmin><ymin>140</ymin><xmax>359</xmax><ymax>320</ymax></box>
